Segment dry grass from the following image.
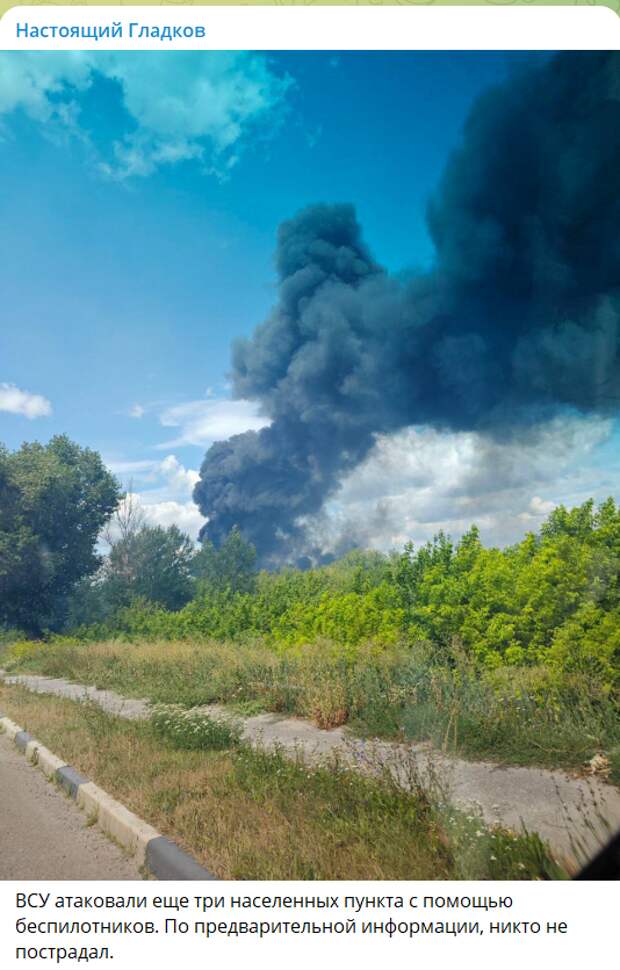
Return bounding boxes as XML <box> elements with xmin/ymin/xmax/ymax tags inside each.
<box><xmin>1</xmin><ymin>682</ymin><xmax>566</xmax><ymax>880</ymax></box>
<box><xmin>0</xmin><ymin>683</ymin><xmax>453</xmax><ymax>880</ymax></box>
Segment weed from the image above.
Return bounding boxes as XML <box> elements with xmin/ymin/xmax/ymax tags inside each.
<box><xmin>150</xmin><ymin>704</ymin><xmax>241</xmax><ymax>751</ymax></box>
<box><xmin>7</xmin><ymin>637</ymin><xmax>620</xmax><ymax>775</ymax></box>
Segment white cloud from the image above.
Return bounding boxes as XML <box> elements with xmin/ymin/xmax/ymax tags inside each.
<box><xmin>158</xmin><ymin>397</ymin><xmax>270</xmax><ymax>448</ymax></box>
<box><xmin>519</xmin><ymin>495</ymin><xmax>557</xmax><ymax>522</ymax></box>
<box><xmin>104</xmin><ymin>453</ymin><xmax>206</xmax><ymax>542</ymax></box>
<box><xmin>0</xmin><ymin>52</ymin><xmax>292</xmax><ymax>179</ymax></box>
<box><xmin>304</xmin><ymin>415</ymin><xmax>615</xmax><ymax>554</ymax></box>
<box><xmin>136</xmin><ymin>499</ymin><xmax>206</xmax><ymax>540</ymax></box>
<box><xmin>107</xmin><ymin>454</ymin><xmax>199</xmax><ymax>498</ymax></box>
<box><xmin>0</xmin><ymin>382</ymin><xmax>51</xmax><ymax>418</ymax></box>
<box><xmin>0</xmin><ymin>53</ymin><xmax>92</xmax><ymax>124</ymax></box>
<box><xmin>105</xmin><ymin>458</ymin><xmax>159</xmax><ymax>476</ymax></box>
<box><xmin>128</xmin><ymin>403</ymin><xmax>145</xmax><ymax>419</ymax></box>
<box><xmin>158</xmin><ymin>454</ymin><xmax>200</xmax><ymax>493</ymax></box>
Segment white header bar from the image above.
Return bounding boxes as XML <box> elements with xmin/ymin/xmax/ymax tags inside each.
<box><xmin>1</xmin><ymin>5</ymin><xmax>619</xmax><ymax>51</ymax></box>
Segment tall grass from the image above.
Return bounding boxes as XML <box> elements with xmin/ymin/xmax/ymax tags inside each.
<box><xmin>6</xmin><ymin>636</ymin><xmax>619</xmax><ymax>778</ymax></box>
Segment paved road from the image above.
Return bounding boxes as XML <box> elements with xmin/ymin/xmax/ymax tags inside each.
<box><xmin>0</xmin><ymin>733</ymin><xmax>143</xmax><ymax>880</ymax></box>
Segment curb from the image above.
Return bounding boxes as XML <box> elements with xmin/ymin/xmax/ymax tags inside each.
<box><xmin>0</xmin><ymin>712</ymin><xmax>216</xmax><ymax>882</ymax></box>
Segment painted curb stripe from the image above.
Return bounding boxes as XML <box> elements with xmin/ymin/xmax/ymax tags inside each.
<box><xmin>56</xmin><ymin>765</ymin><xmax>89</xmax><ymax>800</ymax></box>
<box><xmin>146</xmin><ymin>836</ymin><xmax>216</xmax><ymax>881</ymax></box>
<box><xmin>1</xmin><ymin>712</ymin><xmax>216</xmax><ymax>881</ymax></box>
<box><xmin>14</xmin><ymin>730</ymin><xmax>33</xmax><ymax>753</ymax></box>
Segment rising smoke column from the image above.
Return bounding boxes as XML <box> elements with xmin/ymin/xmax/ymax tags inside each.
<box><xmin>194</xmin><ymin>52</ymin><xmax>620</xmax><ymax>566</ymax></box>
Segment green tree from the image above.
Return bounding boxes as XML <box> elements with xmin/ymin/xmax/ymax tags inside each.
<box><xmin>540</xmin><ymin>500</ymin><xmax>595</xmax><ymax>542</ymax></box>
<box><xmin>191</xmin><ymin>526</ymin><xmax>257</xmax><ymax>595</ymax></box>
<box><xmin>0</xmin><ymin>435</ymin><xmax>121</xmax><ymax>634</ymax></box>
<box><xmin>64</xmin><ymin>573</ymin><xmax>113</xmax><ymax>629</ymax></box>
<box><xmin>105</xmin><ymin>525</ymin><xmax>195</xmax><ymax>612</ymax></box>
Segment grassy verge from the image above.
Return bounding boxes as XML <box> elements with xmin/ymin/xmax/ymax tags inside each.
<box><xmin>0</xmin><ymin>683</ymin><xmax>566</xmax><ymax>880</ymax></box>
<box><xmin>6</xmin><ymin>637</ymin><xmax>620</xmax><ymax>781</ymax></box>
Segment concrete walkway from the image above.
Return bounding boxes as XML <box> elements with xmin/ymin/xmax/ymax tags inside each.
<box><xmin>0</xmin><ymin>732</ymin><xmax>143</xmax><ymax>880</ymax></box>
<box><xmin>4</xmin><ymin>671</ymin><xmax>620</xmax><ymax>867</ymax></box>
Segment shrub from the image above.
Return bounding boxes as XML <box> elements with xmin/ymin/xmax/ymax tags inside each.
<box><xmin>547</xmin><ymin>603</ymin><xmax>620</xmax><ymax>689</ymax></box>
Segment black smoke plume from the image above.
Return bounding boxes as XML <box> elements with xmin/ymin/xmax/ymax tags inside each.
<box><xmin>194</xmin><ymin>52</ymin><xmax>620</xmax><ymax>566</ymax></box>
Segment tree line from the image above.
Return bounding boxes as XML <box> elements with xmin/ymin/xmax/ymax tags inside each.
<box><xmin>1</xmin><ymin>435</ymin><xmax>619</xmax><ymax>690</ymax></box>
<box><xmin>0</xmin><ymin>435</ymin><xmax>257</xmax><ymax>635</ymax></box>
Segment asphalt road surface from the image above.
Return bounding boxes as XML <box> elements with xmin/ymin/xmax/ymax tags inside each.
<box><xmin>0</xmin><ymin>734</ymin><xmax>143</xmax><ymax>880</ymax></box>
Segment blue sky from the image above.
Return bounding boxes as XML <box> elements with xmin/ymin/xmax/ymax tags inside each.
<box><xmin>1</xmin><ymin>51</ymin><xmax>618</xmax><ymax>547</ymax></box>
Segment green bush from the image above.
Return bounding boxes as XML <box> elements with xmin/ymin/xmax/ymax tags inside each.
<box><xmin>64</xmin><ymin>497</ymin><xmax>619</xmax><ymax>695</ymax></box>
<box><xmin>548</xmin><ymin>603</ymin><xmax>620</xmax><ymax>688</ymax></box>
